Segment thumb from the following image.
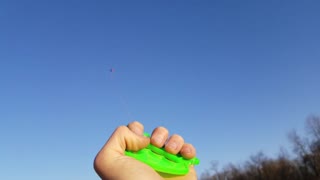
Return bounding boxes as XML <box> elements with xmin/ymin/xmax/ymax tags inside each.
<box><xmin>101</xmin><ymin>125</ymin><xmax>150</xmax><ymax>155</ymax></box>
<box><xmin>94</xmin><ymin>123</ymin><xmax>154</xmax><ymax>180</ymax></box>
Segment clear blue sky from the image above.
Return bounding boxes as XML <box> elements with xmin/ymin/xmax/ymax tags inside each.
<box><xmin>1</xmin><ymin>1</ymin><xmax>320</xmax><ymax>179</ymax></box>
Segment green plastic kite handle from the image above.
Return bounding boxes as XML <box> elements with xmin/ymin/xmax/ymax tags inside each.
<box><xmin>125</xmin><ymin>132</ymin><xmax>200</xmax><ymax>175</ymax></box>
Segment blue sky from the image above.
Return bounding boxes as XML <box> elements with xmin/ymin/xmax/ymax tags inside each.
<box><xmin>1</xmin><ymin>0</ymin><xmax>320</xmax><ymax>179</ymax></box>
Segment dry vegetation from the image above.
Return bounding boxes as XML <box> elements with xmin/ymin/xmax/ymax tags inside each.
<box><xmin>201</xmin><ymin>116</ymin><xmax>320</xmax><ymax>180</ymax></box>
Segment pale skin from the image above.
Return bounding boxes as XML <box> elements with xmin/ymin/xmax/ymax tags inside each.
<box><xmin>94</xmin><ymin>121</ymin><xmax>197</xmax><ymax>180</ymax></box>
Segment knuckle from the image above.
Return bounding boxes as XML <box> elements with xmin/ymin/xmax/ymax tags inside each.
<box><xmin>116</xmin><ymin>125</ymin><xmax>128</xmax><ymax>132</ymax></box>
<box><xmin>153</xmin><ymin>126</ymin><xmax>169</xmax><ymax>135</ymax></box>
<box><xmin>171</xmin><ymin>134</ymin><xmax>184</xmax><ymax>141</ymax></box>
<box><xmin>127</xmin><ymin>121</ymin><xmax>139</xmax><ymax>127</ymax></box>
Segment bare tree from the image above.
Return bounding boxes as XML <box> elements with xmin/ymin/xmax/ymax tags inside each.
<box><xmin>306</xmin><ymin>116</ymin><xmax>320</xmax><ymax>141</ymax></box>
<box><xmin>288</xmin><ymin>130</ymin><xmax>309</xmax><ymax>157</ymax></box>
<box><xmin>202</xmin><ymin>115</ymin><xmax>320</xmax><ymax>180</ymax></box>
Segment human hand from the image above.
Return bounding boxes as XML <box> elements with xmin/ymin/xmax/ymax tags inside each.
<box><xmin>94</xmin><ymin>121</ymin><xmax>197</xmax><ymax>180</ymax></box>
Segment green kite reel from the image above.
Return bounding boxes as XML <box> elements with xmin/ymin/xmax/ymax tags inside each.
<box><xmin>125</xmin><ymin>133</ymin><xmax>200</xmax><ymax>175</ymax></box>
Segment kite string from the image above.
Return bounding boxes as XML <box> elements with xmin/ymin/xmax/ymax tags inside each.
<box><xmin>109</xmin><ymin>68</ymin><xmax>134</xmax><ymax>122</ymax></box>
<box><xmin>118</xmin><ymin>94</ymin><xmax>134</xmax><ymax>121</ymax></box>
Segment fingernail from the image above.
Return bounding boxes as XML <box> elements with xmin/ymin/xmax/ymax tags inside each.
<box><xmin>132</xmin><ymin>127</ymin><xmax>143</xmax><ymax>136</ymax></box>
<box><xmin>183</xmin><ymin>148</ymin><xmax>191</xmax><ymax>154</ymax></box>
<box><xmin>167</xmin><ymin>142</ymin><xmax>177</xmax><ymax>150</ymax></box>
<box><xmin>153</xmin><ymin>136</ymin><xmax>163</xmax><ymax>144</ymax></box>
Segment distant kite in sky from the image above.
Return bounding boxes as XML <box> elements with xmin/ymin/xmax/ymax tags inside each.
<box><xmin>110</xmin><ymin>68</ymin><xmax>115</xmax><ymax>73</ymax></box>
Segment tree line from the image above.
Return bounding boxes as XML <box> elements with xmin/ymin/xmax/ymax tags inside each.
<box><xmin>201</xmin><ymin>115</ymin><xmax>320</xmax><ymax>180</ymax></box>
